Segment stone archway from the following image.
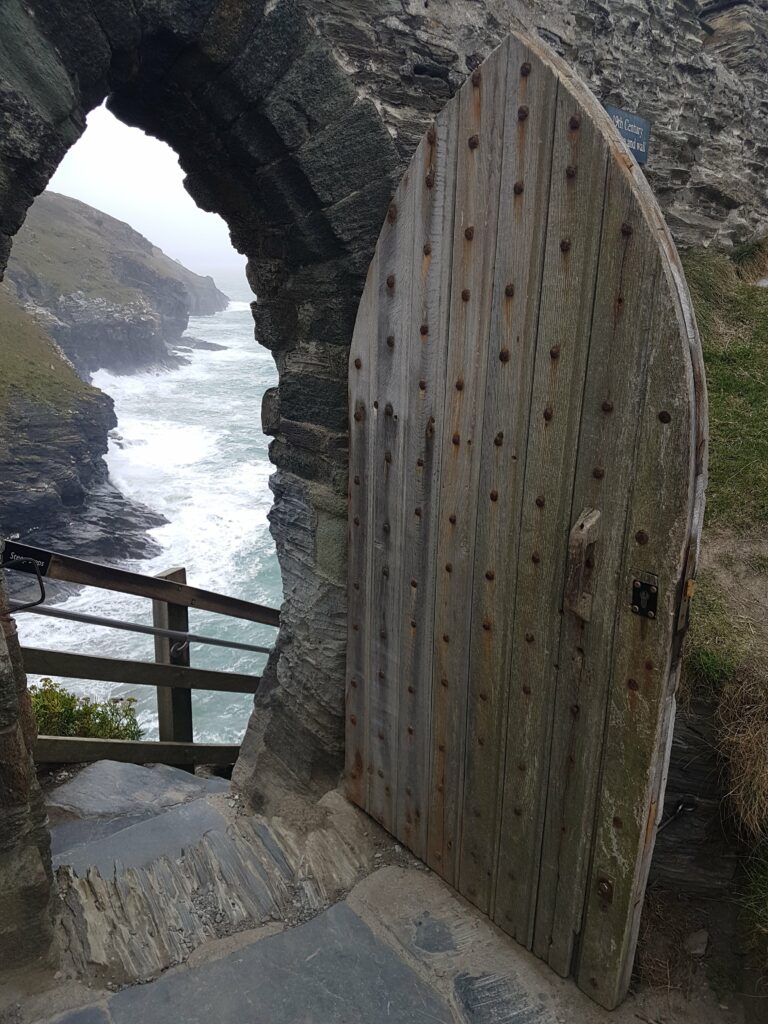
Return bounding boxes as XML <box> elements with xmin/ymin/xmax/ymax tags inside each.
<box><xmin>0</xmin><ymin>0</ymin><xmax>767</xmax><ymax>972</ymax></box>
<box><xmin>2</xmin><ymin>0</ymin><xmax>767</xmax><ymax>801</ymax></box>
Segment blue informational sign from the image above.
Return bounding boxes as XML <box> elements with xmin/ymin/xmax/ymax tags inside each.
<box><xmin>603</xmin><ymin>104</ymin><xmax>651</xmax><ymax>165</ymax></box>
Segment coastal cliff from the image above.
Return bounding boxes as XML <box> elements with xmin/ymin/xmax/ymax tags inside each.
<box><xmin>4</xmin><ymin>191</ymin><xmax>229</xmax><ymax>378</ymax></box>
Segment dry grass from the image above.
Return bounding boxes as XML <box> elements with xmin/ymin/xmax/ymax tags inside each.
<box><xmin>717</xmin><ymin>670</ymin><xmax>768</xmax><ymax>840</ymax></box>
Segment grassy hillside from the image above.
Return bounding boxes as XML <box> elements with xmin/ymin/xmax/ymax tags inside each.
<box><xmin>0</xmin><ymin>283</ymin><xmax>100</xmax><ymax>425</ymax></box>
<box><xmin>6</xmin><ymin>191</ymin><xmax>228</xmax><ymax>312</ymax></box>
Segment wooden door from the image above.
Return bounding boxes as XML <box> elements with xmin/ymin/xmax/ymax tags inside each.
<box><xmin>345</xmin><ymin>28</ymin><xmax>706</xmax><ymax>1010</ymax></box>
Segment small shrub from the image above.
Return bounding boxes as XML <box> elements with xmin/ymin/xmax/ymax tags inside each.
<box><xmin>30</xmin><ymin>678</ymin><xmax>143</xmax><ymax>741</ymax></box>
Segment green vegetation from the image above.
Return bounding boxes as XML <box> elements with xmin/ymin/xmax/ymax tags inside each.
<box><xmin>682</xmin><ymin>245</ymin><xmax>768</xmax><ymax>531</ymax></box>
<box><xmin>30</xmin><ymin>678</ymin><xmax>143</xmax><ymax>741</ymax></box>
<box><xmin>681</xmin><ymin>571</ymin><xmax>753</xmax><ymax>705</ymax></box>
<box><xmin>0</xmin><ymin>285</ymin><xmax>99</xmax><ymax>425</ymax></box>
<box><xmin>681</xmin><ymin>239</ymin><xmax>768</xmax><ymax>976</ymax></box>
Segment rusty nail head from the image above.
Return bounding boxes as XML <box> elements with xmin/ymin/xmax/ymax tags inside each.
<box><xmin>569</xmin><ymin>115</ymin><xmax>581</xmax><ymax>130</ymax></box>
<box><xmin>543</xmin><ymin>406</ymin><xmax>553</xmax><ymax>421</ymax></box>
<box><xmin>532</xmin><ymin>552</ymin><xmax>540</xmax><ymax>564</ymax></box>
<box><xmin>385</xmin><ymin>402</ymin><xmax>393</xmax><ymax>416</ymax></box>
<box><xmin>593</xmin><ymin>467</ymin><xmax>605</xmax><ymax>479</ymax></box>
<box><xmin>636</xmin><ymin>530</ymin><xmax>649</xmax><ymax>545</ymax></box>
<box><xmin>490</xmin><ymin>489</ymin><xmax>498</xmax><ymax>502</ymax></box>
<box><xmin>386</xmin><ymin>334</ymin><xmax>395</xmax><ymax>348</ymax></box>
<box><xmin>560</xmin><ymin>238</ymin><xmax>571</xmax><ymax>253</ymax></box>
<box><xmin>485</xmin><ymin>570</ymin><xmax>495</xmax><ymax>580</ymax></box>
<box><xmin>449</xmin><ymin>513</ymin><xmax>457</xmax><ymax>524</ymax></box>
<box><xmin>354</xmin><ymin>475</ymin><xmax>360</xmax><ymax>484</ymax></box>
<box><xmin>525</xmin><ymin>632</ymin><xmax>534</xmax><ymax>643</ymax></box>
<box><xmin>494</xmin><ymin>432</ymin><xmax>504</xmax><ymax>446</ymax></box>
<box><xmin>566</xmin><ymin>165</ymin><xmax>577</xmax><ymax>179</ymax></box>
<box><xmin>353</xmin><ymin>515</ymin><xmax>360</xmax><ymax>525</ymax></box>
<box><xmin>461</xmin><ymin>289</ymin><xmax>471</xmax><ymax>302</ymax></box>
<box><xmin>520</xmin><ymin>61</ymin><xmax>531</xmax><ymax>77</ymax></box>
<box><xmin>535</xmin><ymin>495</ymin><xmax>545</xmax><ymax>508</ymax></box>
<box><xmin>621</xmin><ymin>222</ymin><xmax>633</xmax><ymax>237</ymax></box>
<box><xmin>384</xmin><ymin>451</ymin><xmax>392</xmax><ymax>463</ymax></box>
<box><xmin>425</xmin><ymin>172</ymin><xmax>435</xmax><ymax>189</ymax></box>
<box><xmin>499</xmin><ymin>348</ymin><xmax>510</xmax><ymax>363</ymax></box>
<box><xmin>597</xmin><ymin>878</ymin><xmax>613</xmax><ymax>902</ymax></box>
<box><xmin>353</xmin><ymin>410</ymin><xmax>362</xmax><ymax>422</ymax></box>
<box><xmin>468</xmin><ymin>134</ymin><xmax>480</xmax><ymax>149</ymax></box>
<box><xmin>514</xmin><ymin>181</ymin><xmax>524</xmax><ymax>195</ymax></box>
<box><xmin>414</xmin><ymin>507</ymin><xmax>421</xmax><ymax>517</ymax></box>
<box><xmin>550</xmin><ymin>345</ymin><xmax>560</xmax><ymax>360</ymax></box>
<box><xmin>420</xmin><ymin>323</ymin><xmax>429</xmax><ymax>336</ymax></box>
<box><xmin>452</xmin><ymin>433</ymin><xmax>460</xmax><ymax>445</ymax></box>
<box><xmin>471</xmin><ymin>69</ymin><xmax>482</xmax><ymax>86</ymax></box>
<box><xmin>659</xmin><ymin>410</ymin><xmax>671</xmax><ymax>424</ymax></box>
<box><xmin>423</xmin><ymin>241</ymin><xmax>432</xmax><ymax>256</ymax></box>
<box><xmin>419</xmin><ymin>379</ymin><xmax>426</xmax><ymax>391</ymax></box>
<box><xmin>416</xmin><ymin>457</ymin><xmax>424</xmax><ymax>467</ymax></box>
<box><xmin>445</xmin><ymin>562</ymin><xmax>453</xmax><ymax>573</ymax></box>
<box><xmin>505</xmin><ymin>282</ymin><xmax>515</xmax><ymax>298</ymax></box>
<box><xmin>354</xmin><ymin>357</ymin><xmax>362</xmax><ymax>369</ymax></box>
<box><xmin>386</xmin><ymin>274</ymin><xmax>395</xmax><ymax>289</ymax></box>
<box><xmin>456</xmin><ymin>377</ymin><xmax>465</xmax><ymax>389</ymax></box>
<box><xmin>602</xmin><ymin>400</ymin><xmax>614</xmax><ymax>413</ymax></box>
<box><xmin>465</xmin><ymin>225</ymin><xmax>475</xmax><ymax>240</ymax></box>
<box><xmin>518</xmin><ymin>105</ymin><xmax>529</xmax><ymax>121</ymax></box>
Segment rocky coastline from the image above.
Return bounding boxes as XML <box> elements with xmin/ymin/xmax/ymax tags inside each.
<box><xmin>0</xmin><ymin>192</ymin><xmax>230</xmax><ymax>566</ymax></box>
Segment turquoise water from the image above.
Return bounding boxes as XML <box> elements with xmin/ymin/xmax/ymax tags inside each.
<box><xmin>18</xmin><ymin>299</ymin><xmax>281</xmax><ymax>743</ymax></box>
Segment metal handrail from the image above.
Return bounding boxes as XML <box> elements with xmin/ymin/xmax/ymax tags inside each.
<box><xmin>7</xmin><ymin>602</ymin><xmax>272</xmax><ymax>655</ymax></box>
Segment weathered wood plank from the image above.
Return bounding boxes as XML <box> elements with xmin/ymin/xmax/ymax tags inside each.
<box><xmin>2</xmin><ymin>544</ymin><xmax>281</xmax><ymax>627</ymax></box>
<box><xmin>366</xmin><ymin>162</ymin><xmax>417</xmax><ymax>831</ymax></box>
<box><xmin>154</xmin><ymin>567</ymin><xmax>193</xmax><ymax>750</ymax></box>
<box><xmin>529</xmin><ymin>157</ymin><xmax>667</xmax><ymax>978</ymax></box>
<box><xmin>21</xmin><ymin>647</ymin><xmax>260</xmax><ymax>693</ymax></box>
<box><xmin>456</xmin><ymin>36</ymin><xmax>559</xmax><ymax>915</ymax></box>
<box><xmin>426</xmin><ymin>39</ymin><xmax>510</xmax><ymax>886</ymax></box>
<box><xmin>492</xmin><ymin>79</ymin><xmax>609</xmax><ymax>947</ymax></box>
<box><xmin>395</xmin><ymin>107</ymin><xmax>459</xmax><ymax>859</ymax></box>
<box><xmin>574</xmin><ymin>242</ymin><xmax>701</xmax><ymax>1009</ymax></box>
<box><xmin>344</xmin><ymin>243</ymin><xmax>378</xmax><ymax>809</ymax></box>
<box><xmin>35</xmin><ymin>736</ymin><xmax>240</xmax><ymax>766</ymax></box>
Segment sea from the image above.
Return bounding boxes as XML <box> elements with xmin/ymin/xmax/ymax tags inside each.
<box><xmin>17</xmin><ymin>279</ymin><xmax>282</xmax><ymax>743</ymax></box>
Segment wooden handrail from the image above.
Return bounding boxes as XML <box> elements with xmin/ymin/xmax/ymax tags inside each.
<box><xmin>35</xmin><ymin>735</ymin><xmax>240</xmax><ymax>766</ymax></box>
<box><xmin>22</xmin><ymin>647</ymin><xmax>260</xmax><ymax>694</ymax></box>
<box><xmin>2</xmin><ymin>541</ymin><xmax>280</xmax><ymax>627</ymax></box>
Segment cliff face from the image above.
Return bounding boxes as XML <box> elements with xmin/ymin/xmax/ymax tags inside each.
<box><xmin>4</xmin><ymin>191</ymin><xmax>229</xmax><ymax>378</ymax></box>
<box><xmin>0</xmin><ymin>284</ymin><xmax>164</xmax><ymax>558</ymax></box>
<box><xmin>0</xmin><ymin>285</ymin><xmax>114</xmax><ymax>528</ymax></box>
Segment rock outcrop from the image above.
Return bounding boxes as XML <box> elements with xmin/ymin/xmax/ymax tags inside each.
<box><xmin>0</xmin><ymin>285</ymin><xmax>163</xmax><ymax>560</ymax></box>
<box><xmin>5</xmin><ymin>191</ymin><xmax>229</xmax><ymax>378</ymax></box>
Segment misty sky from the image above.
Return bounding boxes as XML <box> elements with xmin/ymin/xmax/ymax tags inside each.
<box><xmin>50</xmin><ymin>105</ymin><xmax>248</xmax><ymax>290</ymax></box>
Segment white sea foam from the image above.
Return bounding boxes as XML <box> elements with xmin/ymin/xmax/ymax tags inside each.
<box><xmin>19</xmin><ymin>303</ymin><xmax>281</xmax><ymax>742</ymax></box>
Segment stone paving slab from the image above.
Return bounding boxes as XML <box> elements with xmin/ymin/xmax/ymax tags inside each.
<box><xmin>106</xmin><ymin>901</ymin><xmax>453</xmax><ymax>1024</ymax></box>
<box><xmin>47</xmin><ymin>761</ymin><xmax>228</xmax><ymax>821</ymax></box>
<box><xmin>57</xmin><ymin>799</ymin><xmax>227</xmax><ymax>876</ymax></box>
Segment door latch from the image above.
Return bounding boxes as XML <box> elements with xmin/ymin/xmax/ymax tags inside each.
<box><xmin>630</xmin><ymin>572</ymin><xmax>658</xmax><ymax>620</ymax></box>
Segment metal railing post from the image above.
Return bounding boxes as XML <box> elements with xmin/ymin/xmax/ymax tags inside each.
<box><xmin>153</xmin><ymin>567</ymin><xmax>194</xmax><ymax>769</ymax></box>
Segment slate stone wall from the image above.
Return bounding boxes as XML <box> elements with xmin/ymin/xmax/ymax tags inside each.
<box><xmin>0</xmin><ymin>0</ymin><xmax>766</xmax><ymax>824</ymax></box>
